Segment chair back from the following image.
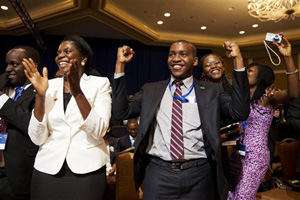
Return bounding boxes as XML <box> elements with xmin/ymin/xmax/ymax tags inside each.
<box><xmin>115</xmin><ymin>151</ymin><xmax>141</xmax><ymax>200</ymax></box>
<box><xmin>277</xmin><ymin>138</ymin><xmax>300</xmax><ymax>180</ymax></box>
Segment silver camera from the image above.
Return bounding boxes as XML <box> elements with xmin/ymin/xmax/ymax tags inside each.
<box><xmin>265</xmin><ymin>32</ymin><xmax>282</xmax><ymax>43</ymax></box>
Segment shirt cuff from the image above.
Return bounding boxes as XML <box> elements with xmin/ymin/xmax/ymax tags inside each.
<box><xmin>114</xmin><ymin>72</ymin><xmax>125</xmax><ymax>79</ymax></box>
<box><xmin>0</xmin><ymin>94</ymin><xmax>9</xmax><ymax>109</ymax></box>
<box><xmin>234</xmin><ymin>67</ymin><xmax>245</xmax><ymax>72</ymax></box>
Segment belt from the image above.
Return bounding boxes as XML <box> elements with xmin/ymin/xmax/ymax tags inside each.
<box><xmin>150</xmin><ymin>156</ymin><xmax>207</xmax><ymax>172</ymax></box>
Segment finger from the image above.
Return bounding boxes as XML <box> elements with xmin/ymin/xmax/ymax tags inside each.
<box><xmin>22</xmin><ymin>59</ymin><xmax>33</xmax><ymax>74</ymax></box>
<box><xmin>42</xmin><ymin>67</ymin><xmax>48</xmax><ymax>79</ymax></box>
<box><xmin>24</xmin><ymin>69</ymin><xmax>31</xmax><ymax>80</ymax></box>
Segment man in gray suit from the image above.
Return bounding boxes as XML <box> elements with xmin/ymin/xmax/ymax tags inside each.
<box><xmin>112</xmin><ymin>40</ymin><xmax>249</xmax><ymax>200</ymax></box>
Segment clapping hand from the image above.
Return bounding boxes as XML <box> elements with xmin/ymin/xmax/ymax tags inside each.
<box><xmin>66</xmin><ymin>58</ymin><xmax>82</xmax><ymax>96</ymax></box>
<box><xmin>23</xmin><ymin>58</ymin><xmax>48</xmax><ymax>96</ymax></box>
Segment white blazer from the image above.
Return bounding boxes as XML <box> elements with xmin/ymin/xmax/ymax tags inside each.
<box><xmin>28</xmin><ymin>74</ymin><xmax>111</xmax><ymax>175</ymax></box>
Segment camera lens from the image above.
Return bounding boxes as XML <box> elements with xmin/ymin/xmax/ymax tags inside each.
<box><xmin>274</xmin><ymin>35</ymin><xmax>279</xmax><ymax>40</ymax></box>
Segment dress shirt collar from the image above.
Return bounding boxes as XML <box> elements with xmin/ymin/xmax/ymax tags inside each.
<box><xmin>170</xmin><ymin>75</ymin><xmax>193</xmax><ymax>90</ymax></box>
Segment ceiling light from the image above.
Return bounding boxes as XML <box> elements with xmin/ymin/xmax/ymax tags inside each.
<box><xmin>229</xmin><ymin>7</ymin><xmax>234</xmax><ymax>11</ymax></box>
<box><xmin>248</xmin><ymin>0</ymin><xmax>300</xmax><ymax>22</ymax></box>
<box><xmin>201</xmin><ymin>26</ymin><xmax>207</xmax><ymax>30</ymax></box>
<box><xmin>1</xmin><ymin>5</ymin><xmax>8</xmax><ymax>10</ymax></box>
<box><xmin>252</xmin><ymin>24</ymin><xmax>259</xmax><ymax>28</ymax></box>
<box><xmin>157</xmin><ymin>21</ymin><xmax>163</xmax><ymax>25</ymax></box>
<box><xmin>239</xmin><ymin>31</ymin><xmax>245</xmax><ymax>34</ymax></box>
<box><xmin>164</xmin><ymin>13</ymin><xmax>171</xmax><ymax>17</ymax></box>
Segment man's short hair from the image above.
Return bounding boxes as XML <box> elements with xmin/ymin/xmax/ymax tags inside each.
<box><xmin>12</xmin><ymin>46</ymin><xmax>40</xmax><ymax>65</ymax></box>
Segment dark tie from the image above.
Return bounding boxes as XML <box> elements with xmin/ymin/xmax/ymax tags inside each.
<box><xmin>170</xmin><ymin>81</ymin><xmax>184</xmax><ymax>160</ymax></box>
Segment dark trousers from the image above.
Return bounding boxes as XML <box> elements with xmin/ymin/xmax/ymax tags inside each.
<box><xmin>143</xmin><ymin>157</ymin><xmax>214</xmax><ymax>200</ymax></box>
<box><xmin>0</xmin><ymin>177</ymin><xmax>30</xmax><ymax>200</ymax></box>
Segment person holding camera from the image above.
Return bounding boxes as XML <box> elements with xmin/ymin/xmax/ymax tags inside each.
<box><xmin>228</xmin><ymin>33</ymin><xmax>299</xmax><ymax>200</ymax></box>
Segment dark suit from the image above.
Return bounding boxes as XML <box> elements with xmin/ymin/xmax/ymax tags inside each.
<box><xmin>0</xmin><ymin>82</ymin><xmax>38</xmax><ymax>198</ymax></box>
<box><xmin>119</xmin><ymin>134</ymin><xmax>133</xmax><ymax>152</ymax></box>
<box><xmin>284</xmin><ymin>86</ymin><xmax>300</xmax><ymax>172</ymax></box>
<box><xmin>112</xmin><ymin>71</ymin><xmax>249</xmax><ymax>200</ymax></box>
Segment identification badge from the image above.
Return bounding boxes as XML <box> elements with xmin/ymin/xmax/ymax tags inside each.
<box><xmin>0</xmin><ymin>133</ymin><xmax>8</xmax><ymax>150</ymax></box>
<box><xmin>236</xmin><ymin>144</ymin><xmax>246</xmax><ymax>156</ymax></box>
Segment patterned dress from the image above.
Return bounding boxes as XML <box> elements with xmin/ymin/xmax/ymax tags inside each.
<box><xmin>228</xmin><ymin>102</ymin><xmax>274</xmax><ymax>200</ymax></box>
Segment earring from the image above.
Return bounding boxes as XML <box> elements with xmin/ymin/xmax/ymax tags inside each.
<box><xmin>81</xmin><ymin>61</ymin><xmax>85</xmax><ymax>66</ymax></box>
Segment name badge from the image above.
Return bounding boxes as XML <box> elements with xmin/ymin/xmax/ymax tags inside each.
<box><xmin>0</xmin><ymin>133</ymin><xmax>8</xmax><ymax>150</ymax></box>
<box><xmin>236</xmin><ymin>144</ymin><xmax>246</xmax><ymax>156</ymax></box>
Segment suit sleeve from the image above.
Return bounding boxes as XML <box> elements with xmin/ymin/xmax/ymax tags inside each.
<box><xmin>112</xmin><ymin>76</ymin><xmax>142</xmax><ymax>121</ymax></box>
<box><xmin>220</xmin><ymin>70</ymin><xmax>250</xmax><ymax>122</ymax></box>
<box><xmin>79</xmin><ymin>78</ymin><xmax>112</xmax><ymax>140</ymax></box>
<box><xmin>0</xmin><ymin>92</ymin><xmax>35</xmax><ymax>136</ymax></box>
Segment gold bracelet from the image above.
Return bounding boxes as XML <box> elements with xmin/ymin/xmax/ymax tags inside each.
<box><xmin>286</xmin><ymin>69</ymin><xmax>298</xmax><ymax>75</ymax></box>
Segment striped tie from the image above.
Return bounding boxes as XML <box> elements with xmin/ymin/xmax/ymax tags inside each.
<box><xmin>170</xmin><ymin>81</ymin><xmax>184</xmax><ymax>160</ymax></box>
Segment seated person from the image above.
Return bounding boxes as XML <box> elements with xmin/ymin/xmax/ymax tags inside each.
<box><xmin>119</xmin><ymin>118</ymin><xmax>138</xmax><ymax>152</ymax></box>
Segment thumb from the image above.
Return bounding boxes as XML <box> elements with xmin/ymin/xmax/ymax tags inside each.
<box><xmin>42</xmin><ymin>67</ymin><xmax>48</xmax><ymax>78</ymax></box>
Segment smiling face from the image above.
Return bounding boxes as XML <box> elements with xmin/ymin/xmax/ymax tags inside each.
<box><xmin>5</xmin><ymin>49</ymin><xmax>28</xmax><ymax>87</ymax></box>
<box><xmin>55</xmin><ymin>40</ymin><xmax>86</xmax><ymax>74</ymax></box>
<box><xmin>202</xmin><ymin>54</ymin><xmax>225</xmax><ymax>82</ymax></box>
<box><xmin>167</xmin><ymin>42</ymin><xmax>198</xmax><ymax>80</ymax></box>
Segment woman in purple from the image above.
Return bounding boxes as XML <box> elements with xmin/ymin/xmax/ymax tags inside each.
<box><xmin>228</xmin><ymin>33</ymin><xmax>298</xmax><ymax>199</ymax></box>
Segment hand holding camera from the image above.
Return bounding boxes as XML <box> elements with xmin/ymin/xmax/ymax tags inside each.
<box><xmin>273</xmin><ymin>33</ymin><xmax>292</xmax><ymax>57</ymax></box>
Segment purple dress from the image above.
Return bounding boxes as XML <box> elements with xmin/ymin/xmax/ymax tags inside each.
<box><xmin>228</xmin><ymin>102</ymin><xmax>274</xmax><ymax>200</ymax></box>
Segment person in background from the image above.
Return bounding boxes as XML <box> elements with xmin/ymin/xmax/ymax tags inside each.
<box><xmin>0</xmin><ymin>46</ymin><xmax>40</xmax><ymax>200</ymax></box>
<box><xmin>23</xmin><ymin>35</ymin><xmax>112</xmax><ymax>200</ymax></box>
<box><xmin>112</xmin><ymin>40</ymin><xmax>250</xmax><ymax>200</ymax></box>
<box><xmin>228</xmin><ymin>33</ymin><xmax>298</xmax><ymax>200</ymax></box>
<box><xmin>284</xmin><ymin>80</ymin><xmax>300</xmax><ymax>173</ymax></box>
<box><xmin>199</xmin><ymin>52</ymin><xmax>239</xmax><ymax>181</ymax></box>
<box><xmin>119</xmin><ymin>118</ymin><xmax>138</xmax><ymax>152</ymax></box>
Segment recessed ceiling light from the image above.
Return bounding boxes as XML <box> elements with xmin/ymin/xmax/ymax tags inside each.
<box><xmin>1</xmin><ymin>5</ymin><xmax>8</xmax><ymax>10</ymax></box>
<box><xmin>252</xmin><ymin>24</ymin><xmax>259</xmax><ymax>28</ymax></box>
<box><xmin>164</xmin><ymin>13</ymin><xmax>171</xmax><ymax>17</ymax></box>
<box><xmin>239</xmin><ymin>31</ymin><xmax>245</xmax><ymax>34</ymax></box>
<box><xmin>229</xmin><ymin>7</ymin><xmax>234</xmax><ymax>11</ymax></box>
<box><xmin>201</xmin><ymin>26</ymin><xmax>207</xmax><ymax>30</ymax></box>
<box><xmin>157</xmin><ymin>21</ymin><xmax>163</xmax><ymax>25</ymax></box>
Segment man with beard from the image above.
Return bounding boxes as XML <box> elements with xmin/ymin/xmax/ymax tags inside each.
<box><xmin>0</xmin><ymin>46</ymin><xmax>40</xmax><ymax>200</ymax></box>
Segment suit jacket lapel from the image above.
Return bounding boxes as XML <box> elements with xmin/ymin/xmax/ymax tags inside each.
<box><xmin>15</xmin><ymin>85</ymin><xmax>35</xmax><ymax>104</ymax></box>
<box><xmin>194</xmin><ymin>79</ymin><xmax>206</xmax><ymax>119</ymax></box>
<box><xmin>147</xmin><ymin>80</ymin><xmax>169</xmax><ymax>119</ymax></box>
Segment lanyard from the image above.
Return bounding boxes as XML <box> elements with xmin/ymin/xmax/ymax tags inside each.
<box><xmin>13</xmin><ymin>86</ymin><xmax>25</xmax><ymax>101</ymax></box>
<box><xmin>168</xmin><ymin>81</ymin><xmax>194</xmax><ymax>102</ymax></box>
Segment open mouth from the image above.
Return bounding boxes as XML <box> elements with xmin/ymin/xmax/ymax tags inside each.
<box><xmin>172</xmin><ymin>64</ymin><xmax>184</xmax><ymax>70</ymax></box>
<box><xmin>211</xmin><ymin>69</ymin><xmax>221</xmax><ymax>74</ymax></box>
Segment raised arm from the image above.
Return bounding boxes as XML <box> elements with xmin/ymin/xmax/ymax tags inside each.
<box><xmin>270</xmin><ymin>33</ymin><xmax>298</xmax><ymax>104</ymax></box>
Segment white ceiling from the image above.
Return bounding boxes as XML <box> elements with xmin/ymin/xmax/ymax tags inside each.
<box><xmin>0</xmin><ymin>0</ymin><xmax>299</xmax><ymax>51</ymax></box>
